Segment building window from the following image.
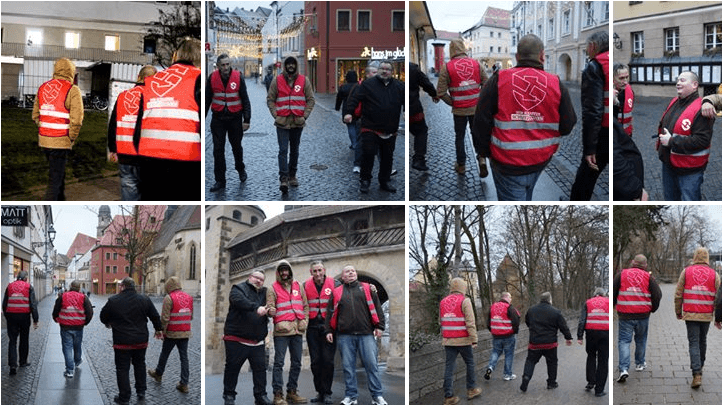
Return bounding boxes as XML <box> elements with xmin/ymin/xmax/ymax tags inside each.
<box><xmin>105</xmin><ymin>35</ymin><xmax>120</xmax><ymax>51</ymax></box>
<box><xmin>105</xmin><ymin>266</ymin><xmax>110</xmax><ymax>273</ymax></box>
<box><xmin>125</xmin><ymin>266</ymin><xmax>129</xmax><ymax>273</ymax></box>
<box><xmin>497</xmin><ymin>46</ymin><xmax>501</xmax><ymax>53</ymax></box>
<box><xmin>489</xmin><ymin>46</ymin><xmax>493</xmax><ymax>53</ymax></box>
<box><xmin>26</xmin><ymin>28</ymin><xmax>42</xmax><ymax>46</ymax></box>
<box><xmin>604</xmin><ymin>3</ymin><xmax>609</xmax><ymax>21</ymax></box>
<box><xmin>189</xmin><ymin>244</ymin><xmax>196</xmax><ymax>280</ymax></box>
<box><xmin>632</xmin><ymin>31</ymin><xmax>644</xmax><ymax>55</ymax></box>
<box><xmin>143</xmin><ymin>36</ymin><xmax>156</xmax><ymax>53</ymax></box>
<box><xmin>106</xmin><ymin>252</ymin><xmax>110</xmax><ymax>260</ymax></box>
<box><xmin>548</xmin><ymin>18</ymin><xmax>554</xmax><ymax>38</ymax></box>
<box><xmin>512</xmin><ymin>34</ymin><xmax>516</xmax><ymax>46</ymax></box>
<box><xmin>232</xmin><ymin>210</ymin><xmax>241</xmax><ymax>221</ymax></box>
<box><xmin>113</xmin><ymin>252</ymin><xmax>118</xmax><ymax>260</ymax></box>
<box><xmin>537</xmin><ymin>24</ymin><xmax>542</xmax><ymax>36</ymax></box>
<box><xmin>563</xmin><ymin>10</ymin><xmax>571</xmax><ymax>35</ymax></box>
<box><xmin>392</xmin><ymin>10</ymin><xmax>404</xmax><ymax>32</ymax></box>
<box><xmin>665</xmin><ymin>27</ymin><xmax>679</xmax><ymax>52</ymax></box>
<box><xmin>705</xmin><ymin>22</ymin><xmax>722</xmax><ymax>49</ymax></box>
<box><xmin>65</xmin><ymin>32</ymin><xmax>80</xmax><ymax>49</ymax></box>
<box><xmin>206</xmin><ymin>217</ymin><xmax>210</xmax><ymax>230</ymax></box>
<box><xmin>498</xmin><ymin>32</ymin><xmax>501</xmax><ymax>38</ymax></box>
<box><xmin>357</xmin><ymin>10</ymin><xmax>371</xmax><ymax>31</ymax></box>
<box><xmin>337</xmin><ymin>10</ymin><xmax>350</xmax><ymax>31</ymax></box>
<box><xmin>251</xmin><ymin>216</ymin><xmax>259</xmax><ymax>226</ymax></box>
<box><xmin>113</xmin><ymin>266</ymin><xmax>117</xmax><ymax>274</ymax></box>
<box><xmin>490</xmin><ymin>31</ymin><xmax>494</xmax><ymax>38</ymax></box>
<box><xmin>584</xmin><ymin>3</ymin><xmax>594</xmax><ymax>27</ymax></box>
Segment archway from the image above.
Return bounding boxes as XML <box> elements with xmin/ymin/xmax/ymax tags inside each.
<box><xmin>558</xmin><ymin>53</ymin><xmax>572</xmax><ymax>81</ymax></box>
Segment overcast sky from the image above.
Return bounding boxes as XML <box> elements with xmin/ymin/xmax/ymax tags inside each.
<box><xmin>51</xmin><ymin>205</ymin><xmax>121</xmax><ymax>255</ymax></box>
<box><xmin>214</xmin><ymin>1</ymin><xmax>274</xmax><ymax>13</ymax></box>
<box><xmin>425</xmin><ymin>1</ymin><xmax>513</xmax><ymax>33</ymax></box>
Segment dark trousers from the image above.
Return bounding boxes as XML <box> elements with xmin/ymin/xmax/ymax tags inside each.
<box><xmin>154</xmin><ymin>338</ymin><xmax>189</xmax><ymax>385</ymax></box>
<box><xmin>276</xmin><ymin>127</ymin><xmax>303</xmax><ymax>179</ymax></box>
<box><xmin>211</xmin><ymin>117</ymin><xmax>245</xmax><ymax>183</ymax></box>
<box><xmin>6</xmin><ymin>314</ymin><xmax>31</xmax><ymax>367</ymax></box>
<box><xmin>223</xmin><ymin>340</ymin><xmax>267</xmax><ymax>400</ymax></box>
<box><xmin>360</xmin><ymin>131</ymin><xmax>396</xmax><ymax>183</ymax></box>
<box><xmin>570</xmin><ymin>134</ymin><xmax>609</xmax><ymax>200</ymax></box>
<box><xmin>307</xmin><ymin>326</ymin><xmax>336</xmax><ymax>396</ymax></box>
<box><xmin>410</xmin><ymin>119</ymin><xmax>428</xmax><ymax>161</ymax></box>
<box><xmin>686</xmin><ymin>321</ymin><xmax>711</xmax><ymax>375</ymax></box>
<box><xmin>522</xmin><ymin>347</ymin><xmax>558</xmax><ymax>385</ymax></box>
<box><xmin>585</xmin><ymin>330</ymin><xmax>609</xmax><ymax>394</ymax></box>
<box><xmin>44</xmin><ymin>149</ymin><xmax>69</xmax><ymax>200</ymax></box>
<box><xmin>114</xmin><ymin>348</ymin><xmax>147</xmax><ymax>401</ymax></box>
<box><xmin>453</xmin><ymin>115</ymin><xmax>473</xmax><ymax>165</ymax></box>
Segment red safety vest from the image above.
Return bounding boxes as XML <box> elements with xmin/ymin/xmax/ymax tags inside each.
<box><xmin>594</xmin><ymin>51</ymin><xmax>610</xmax><ymax>128</ymax></box>
<box><xmin>446</xmin><ymin>57</ymin><xmax>482</xmax><ymax>109</ymax></box>
<box><xmin>659</xmin><ymin>97</ymin><xmax>708</xmax><ymax>169</ymax></box>
<box><xmin>6</xmin><ymin>280</ymin><xmax>30</xmax><ymax>314</ymax></box>
<box><xmin>37</xmin><ymin>79</ymin><xmax>73</xmax><ymax>138</ymax></box>
<box><xmin>167</xmin><ymin>289</ymin><xmax>193</xmax><ymax>332</ymax></box>
<box><xmin>272</xmin><ymin>281</ymin><xmax>305</xmax><ymax>323</ymax></box>
<box><xmin>139</xmin><ymin>64</ymin><xmax>201</xmax><ymax>161</ymax></box>
<box><xmin>491</xmin><ymin>67</ymin><xmax>562</xmax><ymax>167</ymax></box>
<box><xmin>585</xmin><ymin>296</ymin><xmax>610</xmax><ymax>331</ymax></box>
<box><xmin>616</xmin><ymin>268</ymin><xmax>652</xmax><ymax>314</ymax></box>
<box><xmin>489</xmin><ymin>300</ymin><xmax>515</xmax><ymax>337</ymax></box>
<box><xmin>440</xmin><ymin>293</ymin><xmax>468</xmax><ymax>338</ymax></box>
<box><xmin>275</xmin><ymin>74</ymin><xmax>306</xmax><ymax>117</ymax></box>
<box><xmin>304</xmin><ymin>276</ymin><xmax>335</xmax><ymax>320</ymax></box>
<box><xmin>57</xmin><ymin>291</ymin><xmax>86</xmax><ymax>327</ymax></box>
<box><xmin>618</xmin><ymin>84</ymin><xmax>634</xmax><ymax>136</ymax></box>
<box><xmin>210</xmin><ymin>70</ymin><xmax>243</xmax><ymax>113</ymax></box>
<box><xmin>329</xmin><ymin>282</ymin><xmax>379</xmax><ymax>330</ymax></box>
<box><xmin>115</xmin><ymin>86</ymin><xmax>143</xmax><ymax>155</ymax></box>
<box><xmin>682</xmin><ymin>265</ymin><xmax>716</xmax><ymax>314</ymax></box>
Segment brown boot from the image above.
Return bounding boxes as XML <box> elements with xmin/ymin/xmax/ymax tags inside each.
<box><xmin>286</xmin><ymin>390</ymin><xmax>307</xmax><ymax>404</ymax></box>
<box><xmin>477</xmin><ymin>155</ymin><xmax>489</xmax><ymax>178</ymax></box>
<box><xmin>692</xmin><ymin>374</ymin><xmax>702</xmax><ymax>388</ymax></box>
<box><xmin>442</xmin><ymin>396</ymin><xmax>460</xmax><ymax>405</ymax></box>
<box><xmin>273</xmin><ymin>392</ymin><xmax>288</xmax><ymax>405</ymax></box>
<box><xmin>467</xmin><ymin>387</ymin><xmax>482</xmax><ymax>399</ymax></box>
<box><xmin>176</xmin><ymin>382</ymin><xmax>188</xmax><ymax>393</ymax></box>
<box><xmin>289</xmin><ymin>176</ymin><xmax>299</xmax><ymax>187</ymax></box>
<box><xmin>279</xmin><ymin>177</ymin><xmax>289</xmax><ymax>193</ymax></box>
<box><xmin>147</xmin><ymin>369</ymin><xmax>162</xmax><ymax>382</ymax></box>
<box><xmin>454</xmin><ymin>162</ymin><xmax>466</xmax><ymax>174</ymax></box>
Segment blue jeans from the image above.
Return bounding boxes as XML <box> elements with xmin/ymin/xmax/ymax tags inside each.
<box><xmin>662</xmin><ymin>164</ymin><xmax>703</xmax><ymax>201</ymax></box>
<box><xmin>444</xmin><ymin>345</ymin><xmax>476</xmax><ymax>398</ymax></box>
<box><xmin>492</xmin><ymin>168</ymin><xmax>542</xmax><ymax>201</ymax></box>
<box><xmin>277</xmin><ymin>127</ymin><xmax>303</xmax><ymax>179</ymax></box>
<box><xmin>453</xmin><ymin>115</ymin><xmax>473</xmax><ymax>165</ymax></box>
<box><xmin>60</xmin><ymin>328</ymin><xmax>83</xmax><ymax>373</ymax></box>
<box><xmin>487</xmin><ymin>335</ymin><xmax>516</xmax><ymax>376</ymax></box>
<box><xmin>119</xmin><ymin>164</ymin><xmax>141</xmax><ymax>201</ymax></box>
<box><xmin>346</xmin><ymin>121</ymin><xmax>362</xmax><ymax>167</ymax></box>
<box><xmin>272</xmin><ymin>335</ymin><xmax>303</xmax><ymax>393</ymax></box>
<box><xmin>686</xmin><ymin>321</ymin><xmax>710</xmax><ymax>375</ymax></box>
<box><xmin>337</xmin><ymin>334</ymin><xmax>383</xmax><ymax>399</ymax></box>
<box><xmin>617</xmin><ymin>318</ymin><xmax>649</xmax><ymax>372</ymax></box>
<box><xmin>154</xmin><ymin>338</ymin><xmax>189</xmax><ymax>385</ymax></box>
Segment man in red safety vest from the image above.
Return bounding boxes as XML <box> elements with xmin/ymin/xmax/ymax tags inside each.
<box><xmin>148</xmin><ymin>276</ymin><xmax>193</xmax><ymax>393</ymax></box>
<box><xmin>439</xmin><ymin>277</ymin><xmax>482</xmax><ymax>405</ymax></box>
<box><xmin>613</xmin><ymin>63</ymin><xmax>634</xmax><ymax>136</ymax></box>
<box><xmin>2</xmin><ymin>271</ymin><xmax>39</xmax><ymax>375</ymax></box>
<box><xmin>674</xmin><ymin>247</ymin><xmax>720</xmax><ymax>388</ymax></box>
<box><xmin>52</xmin><ymin>280</ymin><xmax>93</xmax><ymax>378</ymax></box>
<box><xmin>484</xmin><ymin>291</ymin><xmax>520</xmax><ymax>382</ymax></box>
<box><xmin>577</xmin><ymin>287</ymin><xmax>609</xmax><ymax>397</ymax></box>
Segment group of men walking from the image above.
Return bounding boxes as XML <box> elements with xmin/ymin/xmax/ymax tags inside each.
<box><xmin>439</xmin><ymin>279</ymin><xmax>610</xmax><ymax>404</ymax></box>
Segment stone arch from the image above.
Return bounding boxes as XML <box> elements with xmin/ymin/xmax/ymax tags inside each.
<box><xmin>558</xmin><ymin>53</ymin><xmax>572</xmax><ymax>81</ymax></box>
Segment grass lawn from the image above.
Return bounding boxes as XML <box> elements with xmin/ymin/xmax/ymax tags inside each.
<box><xmin>1</xmin><ymin>106</ymin><xmax>117</xmax><ymax>197</ymax></box>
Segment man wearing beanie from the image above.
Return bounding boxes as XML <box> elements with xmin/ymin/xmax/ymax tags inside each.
<box><xmin>613</xmin><ymin>254</ymin><xmax>662</xmax><ymax>383</ymax></box>
<box><xmin>674</xmin><ymin>247</ymin><xmax>719</xmax><ymax>388</ymax></box>
<box><xmin>267</xmin><ymin>56</ymin><xmax>315</xmax><ymax>194</ymax></box>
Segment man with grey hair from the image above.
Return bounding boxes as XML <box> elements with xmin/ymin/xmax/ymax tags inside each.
<box><xmin>484</xmin><ymin>291</ymin><xmax>520</xmax><ymax>381</ymax></box>
<box><xmin>52</xmin><ymin>280</ymin><xmax>93</xmax><ymax>378</ymax></box>
<box><xmin>613</xmin><ymin>63</ymin><xmax>634</xmax><ymax>136</ymax></box>
<box><xmin>2</xmin><ymin>270</ymin><xmax>39</xmax><ymax>375</ymax></box>
<box><xmin>519</xmin><ymin>292</ymin><xmax>572</xmax><ymax>392</ymax></box>
<box><xmin>656</xmin><ymin>71</ymin><xmax>715</xmax><ymax>200</ymax></box>
<box><xmin>577</xmin><ymin>287</ymin><xmax>609</xmax><ymax>397</ymax></box>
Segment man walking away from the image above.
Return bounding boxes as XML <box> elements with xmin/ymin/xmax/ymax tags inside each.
<box><xmin>485</xmin><ymin>292</ymin><xmax>520</xmax><ymax>381</ymax></box>
<box><xmin>52</xmin><ymin>280</ymin><xmax>93</xmax><ymax>378</ymax></box>
<box><xmin>2</xmin><ymin>270</ymin><xmax>39</xmax><ymax>375</ymax></box>
<box><xmin>335</xmin><ymin>70</ymin><xmax>362</xmax><ymax>173</ymax></box>
<box><xmin>409</xmin><ymin>62</ymin><xmax>437</xmax><ymax>171</ymax></box>
<box><xmin>577</xmin><ymin>287</ymin><xmax>609</xmax><ymax>397</ymax></box>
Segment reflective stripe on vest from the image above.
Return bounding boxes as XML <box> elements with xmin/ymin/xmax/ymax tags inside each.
<box><xmin>446</xmin><ymin>57</ymin><xmax>482</xmax><ymax>109</ymax></box>
<box><xmin>139</xmin><ymin>64</ymin><xmax>201</xmax><ymax>161</ymax></box>
<box><xmin>58</xmin><ymin>291</ymin><xmax>86</xmax><ymax>327</ymax></box>
<box><xmin>115</xmin><ymin>86</ymin><xmax>143</xmax><ymax>155</ymax></box>
<box><xmin>304</xmin><ymin>276</ymin><xmax>335</xmax><ymax>319</ymax></box>
<box><xmin>585</xmin><ymin>296</ymin><xmax>609</xmax><ymax>331</ymax></box>
<box><xmin>489</xmin><ymin>300</ymin><xmax>513</xmax><ymax>336</ymax></box>
<box><xmin>659</xmin><ymin>97</ymin><xmax>708</xmax><ymax>169</ymax></box>
<box><xmin>329</xmin><ymin>282</ymin><xmax>379</xmax><ymax>330</ymax></box>
<box><xmin>616</xmin><ymin>268</ymin><xmax>652</xmax><ymax>314</ymax></box>
<box><xmin>617</xmin><ymin>84</ymin><xmax>634</xmax><ymax>136</ymax></box>
<box><xmin>273</xmin><ymin>281</ymin><xmax>305</xmax><ymax>323</ymax></box>
<box><xmin>167</xmin><ymin>290</ymin><xmax>193</xmax><ymax>332</ymax></box>
<box><xmin>682</xmin><ymin>265</ymin><xmax>716</xmax><ymax>314</ymax></box>
<box><xmin>38</xmin><ymin>79</ymin><xmax>73</xmax><ymax>138</ymax></box>
<box><xmin>594</xmin><ymin>51</ymin><xmax>610</xmax><ymax>127</ymax></box>
<box><xmin>440</xmin><ymin>293</ymin><xmax>469</xmax><ymax>338</ymax></box>
<box><xmin>210</xmin><ymin>70</ymin><xmax>243</xmax><ymax>113</ymax></box>
<box><xmin>276</xmin><ymin>74</ymin><xmax>306</xmax><ymax>117</ymax></box>
<box><xmin>490</xmin><ymin>67</ymin><xmax>562</xmax><ymax>167</ymax></box>
<box><xmin>6</xmin><ymin>280</ymin><xmax>31</xmax><ymax>313</ymax></box>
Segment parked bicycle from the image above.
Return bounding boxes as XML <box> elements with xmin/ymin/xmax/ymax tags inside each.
<box><xmin>83</xmin><ymin>93</ymin><xmax>109</xmax><ymax>111</ymax></box>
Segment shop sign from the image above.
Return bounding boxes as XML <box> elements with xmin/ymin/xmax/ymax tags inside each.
<box><xmin>307</xmin><ymin>47</ymin><xmax>318</xmax><ymax>61</ymax></box>
<box><xmin>361</xmin><ymin>46</ymin><xmax>406</xmax><ymax>59</ymax></box>
<box><xmin>2</xmin><ymin>206</ymin><xmax>29</xmax><ymax>226</ymax></box>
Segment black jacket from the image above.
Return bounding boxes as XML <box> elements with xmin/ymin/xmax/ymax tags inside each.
<box><xmin>344</xmin><ymin>75</ymin><xmax>404</xmax><ymax>134</ymax></box>
<box><xmin>99</xmin><ymin>287</ymin><xmax>161</xmax><ymax>345</ymax></box>
<box><xmin>410</xmin><ymin>62</ymin><xmax>436</xmax><ymax>116</ymax></box>
<box><xmin>2</xmin><ymin>282</ymin><xmax>39</xmax><ymax>323</ymax></box>
<box><xmin>613</xmin><ymin>121</ymin><xmax>644</xmax><ymax>200</ymax></box>
<box><xmin>324</xmin><ymin>280</ymin><xmax>385</xmax><ymax>335</ymax></box>
<box><xmin>657</xmin><ymin>92</ymin><xmax>714</xmax><ymax>175</ymax></box>
<box><xmin>581</xmin><ymin>58</ymin><xmax>607</xmax><ymax>155</ymax></box>
<box><xmin>524</xmin><ymin>301</ymin><xmax>572</xmax><ymax>345</ymax></box>
<box><xmin>486</xmin><ymin>300</ymin><xmax>520</xmax><ymax>337</ymax></box>
<box><xmin>335</xmin><ymin>70</ymin><xmax>358</xmax><ymax>115</ymax></box>
<box><xmin>612</xmin><ymin>269</ymin><xmax>663</xmax><ymax>320</ymax></box>
<box><xmin>224</xmin><ymin>280</ymin><xmax>269</xmax><ymax>342</ymax></box>
<box><xmin>204</xmin><ymin>68</ymin><xmax>252</xmax><ymax>123</ymax></box>
<box><xmin>52</xmin><ymin>291</ymin><xmax>94</xmax><ymax>330</ymax></box>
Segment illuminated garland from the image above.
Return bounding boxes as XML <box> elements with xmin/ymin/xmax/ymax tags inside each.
<box><xmin>213</xmin><ymin>11</ymin><xmax>311</xmax><ymax>59</ymax></box>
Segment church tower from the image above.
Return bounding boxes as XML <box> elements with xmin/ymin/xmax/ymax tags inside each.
<box><xmin>97</xmin><ymin>205</ymin><xmax>111</xmax><ymax>239</ymax></box>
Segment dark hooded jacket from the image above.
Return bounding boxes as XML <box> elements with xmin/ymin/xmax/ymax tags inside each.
<box><xmin>613</xmin><ymin>121</ymin><xmax>644</xmax><ymax>200</ymax></box>
<box><xmin>266</xmin><ymin>56</ymin><xmax>315</xmax><ymax>129</ymax></box>
<box><xmin>99</xmin><ymin>284</ymin><xmax>162</xmax><ymax>346</ymax></box>
<box><xmin>266</xmin><ymin>260</ymin><xmax>309</xmax><ymax>336</ymax></box>
<box><xmin>224</xmin><ymin>277</ymin><xmax>270</xmax><ymax>342</ymax></box>
<box><xmin>335</xmin><ymin>70</ymin><xmax>359</xmax><ymax>115</ymax></box>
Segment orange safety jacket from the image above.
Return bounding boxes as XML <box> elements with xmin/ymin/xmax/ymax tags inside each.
<box><xmin>304</xmin><ymin>276</ymin><xmax>335</xmax><ymax>320</ymax></box>
<box><xmin>440</xmin><ymin>294</ymin><xmax>468</xmax><ymax>338</ymax></box>
<box><xmin>594</xmin><ymin>51</ymin><xmax>610</xmax><ymax>128</ymax></box>
<box><xmin>490</xmin><ymin>67</ymin><xmax>562</xmax><ymax>167</ymax></box>
<box><xmin>585</xmin><ymin>296</ymin><xmax>610</xmax><ymax>331</ymax></box>
<box><xmin>489</xmin><ymin>300</ymin><xmax>515</xmax><ymax>336</ymax></box>
<box><xmin>115</xmin><ymin>86</ymin><xmax>143</xmax><ymax>155</ymax></box>
<box><xmin>6</xmin><ymin>280</ymin><xmax>30</xmax><ymax>314</ymax></box>
<box><xmin>682</xmin><ymin>265</ymin><xmax>717</xmax><ymax>314</ymax></box>
<box><xmin>446</xmin><ymin>57</ymin><xmax>482</xmax><ymax>109</ymax></box>
<box><xmin>272</xmin><ymin>281</ymin><xmax>305</xmax><ymax>323</ymax></box>
<box><xmin>618</xmin><ymin>84</ymin><xmax>634</xmax><ymax>136</ymax></box>
<box><xmin>210</xmin><ymin>70</ymin><xmax>243</xmax><ymax>113</ymax></box>
<box><xmin>659</xmin><ymin>97</ymin><xmax>708</xmax><ymax>169</ymax></box>
<box><xmin>616</xmin><ymin>268</ymin><xmax>652</xmax><ymax>314</ymax></box>
<box><xmin>38</xmin><ymin>79</ymin><xmax>73</xmax><ymax>138</ymax></box>
<box><xmin>57</xmin><ymin>291</ymin><xmax>86</xmax><ymax>327</ymax></box>
<box><xmin>276</xmin><ymin>74</ymin><xmax>306</xmax><ymax>117</ymax></box>
<box><xmin>329</xmin><ymin>282</ymin><xmax>379</xmax><ymax>330</ymax></box>
<box><xmin>139</xmin><ymin>64</ymin><xmax>201</xmax><ymax>161</ymax></box>
<box><xmin>167</xmin><ymin>290</ymin><xmax>193</xmax><ymax>332</ymax></box>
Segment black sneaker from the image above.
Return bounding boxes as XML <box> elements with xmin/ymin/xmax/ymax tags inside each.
<box><xmin>113</xmin><ymin>396</ymin><xmax>130</xmax><ymax>405</ymax></box>
<box><xmin>360</xmin><ymin>180</ymin><xmax>370</xmax><ymax>193</ymax></box>
<box><xmin>9</xmin><ymin>368</ymin><xmax>17</xmax><ymax>376</ymax></box>
<box><xmin>412</xmin><ymin>160</ymin><xmax>429</xmax><ymax>171</ymax></box>
<box><xmin>210</xmin><ymin>182</ymin><xmax>226</xmax><ymax>192</ymax></box>
<box><xmin>310</xmin><ymin>394</ymin><xmax>325</xmax><ymax>403</ymax></box>
<box><xmin>520</xmin><ymin>378</ymin><xmax>529</xmax><ymax>392</ymax></box>
<box><xmin>379</xmin><ymin>182</ymin><xmax>396</xmax><ymax>193</ymax></box>
<box><xmin>585</xmin><ymin>382</ymin><xmax>595</xmax><ymax>390</ymax></box>
<box><xmin>239</xmin><ymin>170</ymin><xmax>247</xmax><ymax>182</ymax></box>
<box><xmin>484</xmin><ymin>368</ymin><xmax>492</xmax><ymax>380</ymax></box>
<box><xmin>595</xmin><ymin>391</ymin><xmax>607</xmax><ymax>397</ymax></box>
<box><xmin>547</xmin><ymin>382</ymin><xmax>558</xmax><ymax>389</ymax></box>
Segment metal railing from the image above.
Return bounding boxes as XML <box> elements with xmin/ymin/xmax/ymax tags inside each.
<box><xmin>1</xmin><ymin>42</ymin><xmax>154</xmax><ymax>65</ymax></box>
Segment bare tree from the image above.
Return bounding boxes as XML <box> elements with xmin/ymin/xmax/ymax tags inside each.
<box><xmin>144</xmin><ymin>3</ymin><xmax>201</xmax><ymax>68</ymax></box>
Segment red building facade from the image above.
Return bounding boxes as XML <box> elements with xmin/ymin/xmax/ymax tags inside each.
<box><xmin>304</xmin><ymin>1</ymin><xmax>405</xmax><ymax>94</ymax></box>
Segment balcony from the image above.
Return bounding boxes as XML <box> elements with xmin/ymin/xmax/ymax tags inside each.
<box><xmin>1</xmin><ymin>42</ymin><xmax>154</xmax><ymax>65</ymax></box>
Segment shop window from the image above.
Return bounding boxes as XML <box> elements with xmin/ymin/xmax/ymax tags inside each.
<box><xmin>337</xmin><ymin>10</ymin><xmax>350</xmax><ymax>31</ymax></box>
<box><xmin>358</xmin><ymin>10</ymin><xmax>371</xmax><ymax>32</ymax></box>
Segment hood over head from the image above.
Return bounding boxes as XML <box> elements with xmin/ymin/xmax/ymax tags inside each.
<box><xmin>693</xmin><ymin>247</ymin><xmax>710</xmax><ymax>265</ymax></box>
<box><xmin>165</xmin><ymin>276</ymin><xmax>182</xmax><ymax>294</ymax></box>
<box><xmin>345</xmin><ymin>70</ymin><xmax>358</xmax><ymax>83</ymax></box>
<box><xmin>284</xmin><ymin>56</ymin><xmax>298</xmax><ymax>75</ymax></box>
<box><xmin>449</xmin><ymin>277</ymin><xmax>467</xmax><ymax>295</ymax></box>
<box><xmin>449</xmin><ymin>38</ymin><xmax>468</xmax><ymax>59</ymax></box>
<box><xmin>275</xmin><ymin>259</ymin><xmax>294</xmax><ymax>283</ymax></box>
<box><xmin>53</xmin><ymin>58</ymin><xmax>76</xmax><ymax>82</ymax></box>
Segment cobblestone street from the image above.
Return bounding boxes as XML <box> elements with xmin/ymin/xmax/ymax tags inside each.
<box><xmin>205</xmin><ymin>79</ymin><xmax>405</xmax><ymax>201</ymax></box>
<box><xmin>2</xmin><ymin>293</ymin><xmax>201</xmax><ymax>405</ymax></box>
<box><xmin>410</xmin><ymin>77</ymin><xmax>608</xmax><ymax>201</ymax></box>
